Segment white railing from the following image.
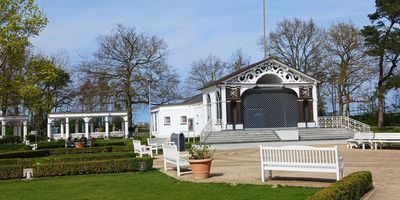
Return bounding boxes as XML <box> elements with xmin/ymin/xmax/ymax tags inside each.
<box><xmin>318</xmin><ymin>116</ymin><xmax>371</xmax><ymax>133</ymax></box>
<box><xmin>200</xmin><ymin>120</ymin><xmax>213</xmax><ymax>143</ymax></box>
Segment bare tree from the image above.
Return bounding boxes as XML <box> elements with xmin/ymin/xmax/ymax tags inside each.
<box><xmin>80</xmin><ymin>24</ymin><xmax>180</xmax><ymax>127</ymax></box>
<box><xmin>229</xmin><ymin>47</ymin><xmax>251</xmax><ymax>71</ymax></box>
<box><xmin>263</xmin><ymin>18</ymin><xmax>325</xmax><ymax>76</ymax></box>
<box><xmin>184</xmin><ymin>54</ymin><xmax>229</xmax><ymax>97</ymax></box>
<box><xmin>324</xmin><ymin>22</ymin><xmax>375</xmax><ymax>116</ymax></box>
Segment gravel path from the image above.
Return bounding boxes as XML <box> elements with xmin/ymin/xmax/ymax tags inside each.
<box><xmin>153</xmin><ymin>143</ymin><xmax>400</xmax><ymax>200</ymax></box>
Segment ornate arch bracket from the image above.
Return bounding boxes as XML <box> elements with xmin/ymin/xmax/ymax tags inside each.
<box><xmin>227</xmin><ymin>60</ymin><xmax>315</xmax><ymax>84</ymax></box>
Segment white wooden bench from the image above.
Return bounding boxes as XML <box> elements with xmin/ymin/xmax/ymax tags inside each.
<box><xmin>147</xmin><ymin>138</ymin><xmax>170</xmax><ymax>155</ymax></box>
<box><xmin>133</xmin><ymin>140</ymin><xmax>153</xmax><ymax>157</ymax></box>
<box><xmin>372</xmin><ymin>133</ymin><xmax>400</xmax><ymax>150</ymax></box>
<box><xmin>162</xmin><ymin>143</ymin><xmax>190</xmax><ymax>176</ymax></box>
<box><xmin>346</xmin><ymin>132</ymin><xmax>374</xmax><ymax>150</ymax></box>
<box><xmin>259</xmin><ymin>145</ymin><xmax>344</xmax><ymax>182</ymax></box>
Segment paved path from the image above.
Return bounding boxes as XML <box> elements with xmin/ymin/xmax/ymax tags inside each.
<box><xmin>153</xmin><ymin>141</ymin><xmax>400</xmax><ymax>200</ymax></box>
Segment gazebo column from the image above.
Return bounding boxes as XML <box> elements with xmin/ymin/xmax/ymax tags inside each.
<box><xmin>1</xmin><ymin>121</ymin><xmax>5</xmax><ymax>136</ymax></box>
<box><xmin>23</xmin><ymin>121</ymin><xmax>27</xmax><ymax>142</ymax></box>
<box><xmin>47</xmin><ymin>118</ymin><xmax>53</xmax><ymax>141</ymax></box>
<box><xmin>105</xmin><ymin>116</ymin><xmax>109</xmax><ymax>138</ymax></box>
<box><xmin>84</xmin><ymin>117</ymin><xmax>90</xmax><ymax>138</ymax></box>
<box><xmin>123</xmin><ymin>116</ymin><xmax>129</xmax><ymax>138</ymax></box>
<box><xmin>60</xmin><ymin>121</ymin><xmax>64</xmax><ymax>139</ymax></box>
<box><xmin>65</xmin><ymin>118</ymin><xmax>70</xmax><ymax>139</ymax></box>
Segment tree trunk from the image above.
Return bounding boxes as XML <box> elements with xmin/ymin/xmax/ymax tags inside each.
<box><xmin>377</xmin><ymin>55</ymin><xmax>385</xmax><ymax>128</ymax></box>
<box><xmin>338</xmin><ymin>83</ymin><xmax>343</xmax><ymax>116</ymax></box>
<box><xmin>345</xmin><ymin>90</ymin><xmax>350</xmax><ymax>117</ymax></box>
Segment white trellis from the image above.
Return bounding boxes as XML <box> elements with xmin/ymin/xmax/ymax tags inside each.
<box><xmin>47</xmin><ymin>111</ymin><xmax>129</xmax><ymax>140</ymax></box>
<box><xmin>0</xmin><ymin>116</ymin><xmax>28</xmax><ymax>141</ymax></box>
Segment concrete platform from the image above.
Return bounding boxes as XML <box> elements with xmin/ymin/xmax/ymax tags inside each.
<box><xmin>153</xmin><ymin>141</ymin><xmax>400</xmax><ymax>200</ymax></box>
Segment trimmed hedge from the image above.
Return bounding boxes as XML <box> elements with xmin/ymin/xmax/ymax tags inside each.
<box><xmin>41</xmin><ymin>152</ymin><xmax>136</xmax><ymax>163</ymax></box>
<box><xmin>0</xmin><ymin>165</ymin><xmax>23</xmax><ymax>180</ymax></box>
<box><xmin>48</xmin><ymin>146</ymin><xmax>133</xmax><ymax>155</ymax></box>
<box><xmin>308</xmin><ymin>171</ymin><xmax>373</xmax><ymax>200</ymax></box>
<box><xmin>94</xmin><ymin>141</ymin><xmax>125</xmax><ymax>147</ymax></box>
<box><xmin>37</xmin><ymin>141</ymin><xmax>65</xmax><ymax>149</ymax></box>
<box><xmin>0</xmin><ymin>135</ymin><xmax>22</xmax><ymax>145</ymax></box>
<box><xmin>0</xmin><ymin>144</ymin><xmax>30</xmax><ymax>153</ymax></box>
<box><xmin>0</xmin><ymin>158</ymin><xmax>35</xmax><ymax>168</ymax></box>
<box><xmin>0</xmin><ymin>149</ymin><xmax>50</xmax><ymax>159</ymax></box>
<box><xmin>33</xmin><ymin>157</ymin><xmax>153</xmax><ymax>177</ymax></box>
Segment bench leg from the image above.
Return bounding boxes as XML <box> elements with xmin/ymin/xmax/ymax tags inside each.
<box><xmin>164</xmin><ymin>160</ymin><xmax>167</xmax><ymax>172</ymax></box>
<box><xmin>177</xmin><ymin>163</ymin><xmax>181</xmax><ymax>176</ymax></box>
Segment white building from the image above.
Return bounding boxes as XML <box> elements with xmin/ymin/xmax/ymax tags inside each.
<box><xmin>151</xmin><ymin>58</ymin><xmax>319</xmax><ymax>139</ymax></box>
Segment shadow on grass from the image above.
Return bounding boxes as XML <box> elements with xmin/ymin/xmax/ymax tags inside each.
<box><xmin>270</xmin><ymin>176</ymin><xmax>336</xmax><ymax>183</ymax></box>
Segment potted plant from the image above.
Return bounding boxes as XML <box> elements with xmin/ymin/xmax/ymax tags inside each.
<box><xmin>73</xmin><ymin>137</ymin><xmax>85</xmax><ymax>149</ymax></box>
<box><xmin>188</xmin><ymin>143</ymin><xmax>215</xmax><ymax>180</ymax></box>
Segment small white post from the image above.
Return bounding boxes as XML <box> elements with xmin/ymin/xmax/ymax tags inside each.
<box><xmin>123</xmin><ymin>116</ymin><xmax>129</xmax><ymax>138</ymax></box>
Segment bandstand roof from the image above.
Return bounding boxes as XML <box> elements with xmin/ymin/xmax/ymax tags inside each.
<box><xmin>201</xmin><ymin>57</ymin><xmax>319</xmax><ymax>89</ymax></box>
<box><xmin>48</xmin><ymin>111</ymin><xmax>128</xmax><ymax>119</ymax></box>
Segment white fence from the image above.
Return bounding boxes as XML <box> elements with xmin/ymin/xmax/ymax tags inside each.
<box><xmin>318</xmin><ymin>116</ymin><xmax>371</xmax><ymax>133</ymax></box>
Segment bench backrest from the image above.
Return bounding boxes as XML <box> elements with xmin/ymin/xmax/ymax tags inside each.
<box><xmin>148</xmin><ymin>138</ymin><xmax>169</xmax><ymax>146</ymax></box>
<box><xmin>260</xmin><ymin>145</ymin><xmax>339</xmax><ymax>165</ymax></box>
<box><xmin>162</xmin><ymin>144</ymin><xmax>180</xmax><ymax>161</ymax></box>
<box><xmin>353</xmin><ymin>132</ymin><xmax>374</xmax><ymax>140</ymax></box>
<box><xmin>133</xmin><ymin>140</ymin><xmax>142</xmax><ymax>153</ymax></box>
<box><xmin>374</xmin><ymin>133</ymin><xmax>400</xmax><ymax>140</ymax></box>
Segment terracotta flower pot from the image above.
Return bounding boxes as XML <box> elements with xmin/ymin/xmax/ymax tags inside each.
<box><xmin>74</xmin><ymin>142</ymin><xmax>85</xmax><ymax>149</ymax></box>
<box><xmin>189</xmin><ymin>157</ymin><xmax>213</xmax><ymax>180</ymax></box>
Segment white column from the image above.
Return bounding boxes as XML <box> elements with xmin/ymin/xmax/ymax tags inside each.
<box><xmin>84</xmin><ymin>117</ymin><xmax>90</xmax><ymax>138</ymax></box>
<box><xmin>47</xmin><ymin>118</ymin><xmax>53</xmax><ymax>141</ymax></box>
<box><xmin>105</xmin><ymin>116</ymin><xmax>109</xmax><ymax>138</ymax></box>
<box><xmin>23</xmin><ymin>121</ymin><xmax>28</xmax><ymax>142</ymax></box>
<box><xmin>65</xmin><ymin>118</ymin><xmax>70</xmax><ymax>139</ymax></box>
<box><xmin>123</xmin><ymin>116</ymin><xmax>129</xmax><ymax>138</ymax></box>
<box><xmin>60</xmin><ymin>121</ymin><xmax>64</xmax><ymax>139</ymax></box>
<box><xmin>1</xmin><ymin>121</ymin><xmax>5</xmax><ymax>136</ymax></box>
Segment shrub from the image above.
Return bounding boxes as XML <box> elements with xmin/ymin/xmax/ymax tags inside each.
<box><xmin>0</xmin><ymin>165</ymin><xmax>23</xmax><ymax>180</ymax></box>
<box><xmin>25</xmin><ymin>134</ymin><xmax>47</xmax><ymax>143</ymax></box>
<box><xmin>37</xmin><ymin>141</ymin><xmax>65</xmax><ymax>149</ymax></box>
<box><xmin>94</xmin><ymin>141</ymin><xmax>125</xmax><ymax>147</ymax></box>
<box><xmin>0</xmin><ymin>144</ymin><xmax>30</xmax><ymax>153</ymax></box>
<box><xmin>0</xmin><ymin>135</ymin><xmax>22</xmax><ymax>144</ymax></box>
<box><xmin>48</xmin><ymin>146</ymin><xmax>133</xmax><ymax>155</ymax></box>
<box><xmin>0</xmin><ymin>149</ymin><xmax>50</xmax><ymax>159</ymax></box>
<box><xmin>33</xmin><ymin>157</ymin><xmax>153</xmax><ymax>177</ymax></box>
<box><xmin>48</xmin><ymin>147</ymin><xmax>113</xmax><ymax>155</ymax></box>
<box><xmin>41</xmin><ymin>152</ymin><xmax>136</xmax><ymax>163</ymax></box>
<box><xmin>0</xmin><ymin>158</ymin><xmax>35</xmax><ymax>168</ymax></box>
<box><xmin>307</xmin><ymin>171</ymin><xmax>373</xmax><ymax>200</ymax></box>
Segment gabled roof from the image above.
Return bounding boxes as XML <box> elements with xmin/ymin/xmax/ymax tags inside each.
<box><xmin>201</xmin><ymin>57</ymin><xmax>319</xmax><ymax>89</ymax></box>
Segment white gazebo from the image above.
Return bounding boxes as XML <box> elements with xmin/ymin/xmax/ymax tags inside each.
<box><xmin>0</xmin><ymin>115</ymin><xmax>28</xmax><ymax>141</ymax></box>
<box><xmin>47</xmin><ymin>111</ymin><xmax>129</xmax><ymax>140</ymax></box>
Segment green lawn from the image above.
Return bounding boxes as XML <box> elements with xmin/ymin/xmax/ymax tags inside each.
<box><xmin>371</xmin><ymin>126</ymin><xmax>400</xmax><ymax>133</ymax></box>
<box><xmin>0</xmin><ymin>171</ymin><xmax>319</xmax><ymax>200</ymax></box>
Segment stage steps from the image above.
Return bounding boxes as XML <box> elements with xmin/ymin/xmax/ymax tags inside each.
<box><xmin>204</xmin><ymin>129</ymin><xmax>280</xmax><ymax>144</ymax></box>
<box><xmin>299</xmin><ymin>128</ymin><xmax>354</xmax><ymax>140</ymax></box>
<box><xmin>203</xmin><ymin>128</ymin><xmax>353</xmax><ymax>144</ymax></box>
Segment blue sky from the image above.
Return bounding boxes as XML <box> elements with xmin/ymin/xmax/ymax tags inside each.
<box><xmin>31</xmin><ymin>0</ymin><xmax>376</xmax><ymax>122</ymax></box>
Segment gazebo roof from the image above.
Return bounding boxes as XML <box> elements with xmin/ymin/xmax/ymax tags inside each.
<box><xmin>201</xmin><ymin>57</ymin><xmax>319</xmax><ymax>89</ymax></box>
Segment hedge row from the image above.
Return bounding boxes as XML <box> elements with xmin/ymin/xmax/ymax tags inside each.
<box><xmin>0</xmin><ymin>136</ymin><xmax>22</xmax><ymax>145</ymax></box>
<box><xmin>308</xmin><ymin>171</ymin><xmax>373</xmax><ymax>200</ymax></box>
<box><xmin>0</xmin><ymin>158</ymin><xmax>35</xmax><ymax>168</ymax></box>
<box><xmin>48</xmin><ymin>146</ymin><xmax>133</xmax><ymax>155</ymax></box>
<box><xmin>36</xmin><ymin>140</ymin><xmax>127</xmax><ymax>150</ymax></box>
<box><xmin>0</xmin><ymin>165</ymin><xmax>23</xmax><ymax>180</ymax></box>
<box><xmin>0</xmin><ymin>143</ymin><xmax>30</xmax><ymax>153</ymax></box>
<box><xmin>33</xmin><ymin>157</ymin><xmax>153</xmax><ymax>177</ymax></box>
<box><xmin>41</xmin><ymin>152</ymin><xmax>136</xmax><ymax>163</ymax></box>
<box><xmin>0</xmin><ymin>149</ymin><xmax>50</xmax><ymax>159</ymax></box>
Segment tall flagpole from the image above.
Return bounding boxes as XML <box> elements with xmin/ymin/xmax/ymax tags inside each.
<box><xmin>263</xmin><ymin>0</ymin><xmax>267</xmax><ymax>59</ymax></box>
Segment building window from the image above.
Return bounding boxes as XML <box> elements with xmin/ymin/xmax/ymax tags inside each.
<box><xmin>180</xmin><ymin>116</ymin><xmax>187</xmax><ymax>125</ymax></box>
<box><xmin>164</xmin><ymin>117</ymin><xmax>171</xmax><ymax>125</ymax></box>
<box><xmin>216</xmin><ymin>91</ymin><xmax>222</xmax><ymax>124</ymax></box>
